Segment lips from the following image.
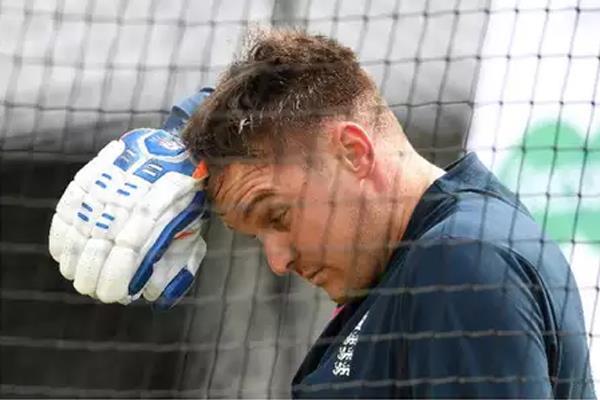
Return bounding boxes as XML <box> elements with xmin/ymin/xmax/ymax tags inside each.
<box><xmin>305</xmin><ymin>267</ymin><xmax>325</xmax><ymax>285</ymax></box>
<box><xmin>303</xmin><ymin>267</ymin><xmax>319</xmax><ymax>279</ymax></box>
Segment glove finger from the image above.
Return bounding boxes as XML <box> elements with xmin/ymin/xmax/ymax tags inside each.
<box><xmin>60</xmin><ymin>194</ymin><xmax>100</xmax><ymax>280</ymax></box>
<box><xmin>54</xmin><ymin>181</ymin><xmax>87</xmax><ymax>223</ymax></box>
<box><xmin>95</xmin><ymin>164</ymin><xmax>151</xmax><ymax>211</ymax></box>
<box><xmin>153</xmin><ymin>237</ymin><xmax>207</xmax><ymax>310</ymax></box>
<box><xmin>134</xmin><ymin>172</ymin><xmax>200</xmax><ymax>224</ymax></box>
<box><xmin>86</xmin><ymin>163</ymin><xmax>123</xmax><ymax>205</ymax></box>
<box><xmin>97</xmin><ymin>194</ymin><xmax>195</xmax><ymax>302</ymax></box>
<box><xmin>78</xmin><ymin>204</ymin><xmax>129</xmax><ymax>297</ymax></box>
<box><xmin>113</xmin><ymin>174</ymin><xmax>195</xmax><ymax>251</ymax></box>
<box><xmin>74</xmin><ymin>140</ymin><xmax>124</xmax><ymax>192</ymax></box>
<box><xmin>91</xmin><ymin>204</ymin><xmax>129</xmax><ymax>241</ymax></box>
<box><xmin>75</xmin><ymin>194</ymin><xmax>102</xmax><ymax>237</ymax></box>
<box><xmin>59</xmin><ymin>226</ymin><xmax>87</xmax><ymax>280</ymax></box>
<box><xmin>118</xmin><ymin>296</ymin><xmax>133</xmax><ymax>305</ymax></box>
<box><xmin>49</xmin><ymin>146</ymin><xmax>117</xmax><ymax>262</ymax></box>
<box><xmin>73</xmin><ymin>238</ymin><xmax>112</xmax><ymax>296</ymax></box>
<box><xmin>117</xmin><ymin>291</ymin><xmax>140</xmax><ymax>305</ymax></box>
<box><xmin>142</xmin><ymin>229</ymin><xmax>202</xmax><ymax>302</ymax></box>
<box><xmin>114</xmin><ymin>213</ymin><xmax>156</xmax><ymax>251</ymax></box>
<box><xmin>186</xmin><ymin>234</ymin><xmax>207</xmax><ymax>276</ymax></box>
<box><xmin>53</xmin><ymin>141</ymin><xmax>123</xmax><ymax>225</ymax></box>
<box><xmin>96</xmin><ymin>245</ymin><xmax>138</xmax><ymax>303</ymax></box>
<box><xmin>48</xmin><ymin>214</ymin><xmax>70</xmax><ymax>262</ymax></box>
<box><xmin>127</xmin><ymin>191</ymin><xmax>206</xmax><ymax>296</ymax></box>
<box><xmin>153</xmin><ymin>268</ymin><xmax>195</xmax><ymax>311</ymax></box>
<box><xmin>142</xmin><ymin>264</ymin><xmax>170</xmax><ymax>302</ymax></box>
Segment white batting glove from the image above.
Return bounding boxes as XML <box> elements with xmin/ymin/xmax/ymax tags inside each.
<box><xmin>48</xmin><ymin>89</ymin><xmax>212</xmax><ymax>309</ymax></box>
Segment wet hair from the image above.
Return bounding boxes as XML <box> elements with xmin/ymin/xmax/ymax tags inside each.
<box><xmin>183</xmin><ymin>28</ymin><xmax>384</xmax><ymax>168</ymax></box>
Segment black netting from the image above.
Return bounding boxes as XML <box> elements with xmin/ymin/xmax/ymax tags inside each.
<box><xmin>1</xmin><ymin>0</ymin><xmax>598</xmax><ymax>398</ymax></box>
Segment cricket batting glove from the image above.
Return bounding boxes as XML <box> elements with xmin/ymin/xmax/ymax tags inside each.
<box><xmin>48</xmin><ymin>88</ymin><xmax>213</xmax><ymax>310</ymax></box>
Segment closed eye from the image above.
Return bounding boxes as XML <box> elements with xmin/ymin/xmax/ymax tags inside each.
<box><xmin>269</xmin><ymin>207</ymin><xmax>290</xmax><ymax>232</ymax></box>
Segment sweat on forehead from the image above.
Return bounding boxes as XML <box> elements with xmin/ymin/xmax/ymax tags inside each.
<box><xmin>207</xmin><ymin>163</ymin><xmax>274</xmax><ymax>209</ymax></box>
<box><xmin>204</xmin><ymin>140</ymin><xmax>323</xmax><ymax>193</ymax></box>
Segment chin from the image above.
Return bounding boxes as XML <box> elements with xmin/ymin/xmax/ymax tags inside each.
<box><xmin>324</xmin><ymin>286</ymin><xmax>364</xmax><ymax>305</ymax></box>
<box><xmin>321</xmin><ymin>284</ymin><xmax>346</xmax><ymax>304</ymax></box>
<box><xmin>319</xmin><ymin>273</ymin><xmax>373</xmax><ymax>304</ymax></box>
<box><xmin>328</xmin><ymin>293</ymin><xmax>348</xmax><ymax>304</ymax></box>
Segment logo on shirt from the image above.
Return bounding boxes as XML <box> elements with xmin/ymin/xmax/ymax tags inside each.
<box><xmin>332</xmin><ymin>311</ymin><xmax>369</xmax><ymax>377</ymax></box>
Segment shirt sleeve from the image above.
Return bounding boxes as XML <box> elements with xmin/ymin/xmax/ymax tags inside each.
<box><xmin>399</xmin><ymin>239</ymin><xmax>554</xmax><ymax>398</ymax></box>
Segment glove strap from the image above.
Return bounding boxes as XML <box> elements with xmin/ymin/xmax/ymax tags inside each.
<box><xmin>162</xmin><ymin>87</ymin><xmax>214</xmax><ymax>135</ymax></box>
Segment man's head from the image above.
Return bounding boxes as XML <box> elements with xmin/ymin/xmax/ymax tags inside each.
<box><xmin>184</xmin><ymin>28</ymin><xmax>438</xmax><ymax>303</ymax></box>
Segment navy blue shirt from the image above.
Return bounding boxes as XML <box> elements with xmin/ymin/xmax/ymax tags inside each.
<box><xmin>292</xmin><ymin>153</ymin><xmax>595</xmax><ymax>398</ymax></box>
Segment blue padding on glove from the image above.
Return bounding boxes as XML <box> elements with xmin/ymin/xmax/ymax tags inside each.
<box><xmin>154</xmin><ymin>268</ymin><xmax>195</xmax><ymax>311</ymax></box>
<box><xmin>133</xmin><ymin>157</ymin><xmax>196</xmax><ymax>184</ymax></box>
<box><xmin>114</xmin><ymin>128</ymin><xmax>197</xmax><ymax>182</ymax></box>
<box><xmin>162</xmin><ymin>87</ymin><xmax>214</xmax><ymax>134</ymax></box>
<box><xmin>114</xmin><ymin>128</ymin><xmax>148</xmax><ymax>171</ymax></box>
<box><xmin>128</xmin><ymin>191</ymin><xmax>206</xmax><ymax>295</ymax></box>
<box><xmin>144</xmin><ymin>131</ymin><xmax>186</xmax><ymax>157</ymax></box>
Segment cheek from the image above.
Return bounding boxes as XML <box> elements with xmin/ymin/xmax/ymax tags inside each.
<box><xmin>288</xmin><ymin>171</ymin><xmax>362</xmax><ymax>261</ymax></box>
<box><xmin>291</xmin><ymin>195</ymin><xmax>359</xmax><ymax>262</ymax></box>
<box><xmin>291</xmin><ymin>200</ymin><xmax>331</xmax><ymax>256</ymax></box>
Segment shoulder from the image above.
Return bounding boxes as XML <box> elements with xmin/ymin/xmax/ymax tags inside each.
<box><xmin>402</xmin><ymin>237</ymin><xmax>523</xmax><ymax>288</ymax></box>
<box><xmin>416</xmin><ymin>189</ymin><xmax>558</xmax><ymax>273</ymax></box>
<box><xmin>397</xmin><ymin>238</ymin><xmax>547</xmax><ymax>334</ymax></box>
<box><xmin>436</xmin><ymin>192</ymin><xmax>541</xmax><ymax>242</ymax></box>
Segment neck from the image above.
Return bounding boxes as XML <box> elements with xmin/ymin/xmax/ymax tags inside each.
<box><xmin>380</xmin><ymin>149</ymin><xmax>445</xmax><ymax>266</ymax></box>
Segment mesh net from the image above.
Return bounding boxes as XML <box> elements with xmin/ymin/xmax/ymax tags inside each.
<box><xmin>1</xmin><ymin>0</ymin><xmax>599</xmax><ymax>397</ymax></box>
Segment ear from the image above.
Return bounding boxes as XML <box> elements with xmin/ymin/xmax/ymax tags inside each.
<box><xmin>331</xmin><ymin>122</ymin><xmax>375</xmax><ymax>179</ymax></box>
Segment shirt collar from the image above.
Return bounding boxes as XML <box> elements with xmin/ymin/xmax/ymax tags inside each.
<box><xmin>383</xmin><ymin>152</ymin><xmax>517</xmax><ymax>275</ymax></box>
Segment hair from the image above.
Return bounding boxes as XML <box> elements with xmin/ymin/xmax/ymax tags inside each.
<box><xmin>183</xmin><ymin>27</ymin><xmax>384</xmax><ymax>167</ymax></box>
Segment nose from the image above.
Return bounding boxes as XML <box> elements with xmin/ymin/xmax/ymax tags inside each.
<box><xmin>260</xmin><ymin>232</ymin><xmax>296</xmax><ymax>276</ymax></box>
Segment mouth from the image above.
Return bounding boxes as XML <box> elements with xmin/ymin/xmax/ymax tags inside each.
<box><xmin>304</xmin><ymin>267</ymin><xmax>325</xmax><ymax>286</ymax></box>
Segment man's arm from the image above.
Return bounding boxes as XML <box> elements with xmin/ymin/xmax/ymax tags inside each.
<box><xmin>400</xmin><ymin>239</ymin><xmax>554</xmax><ymax>398</ymax></box>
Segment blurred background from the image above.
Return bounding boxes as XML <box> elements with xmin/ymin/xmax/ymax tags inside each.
<box><xmin>1</xmin><ymin>0</ymin><xmax>598</xmax><ymax>397</ymax></box>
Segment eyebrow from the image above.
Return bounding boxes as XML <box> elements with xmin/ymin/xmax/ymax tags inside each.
<box><xmin>242</xmin><ymin>191</ymin><xmax>275</xmax><ymax>222</ymax></box>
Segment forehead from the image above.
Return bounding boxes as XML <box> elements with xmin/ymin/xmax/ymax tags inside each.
<box><xmin>205</xmin><ymin>130</ymin><xmax>333</xmax><ymax>218</ymax></box>
<box><xmin>208</xmin><ymin>160</ymin><xmax>304</xmax><ymax>213</ymax></box>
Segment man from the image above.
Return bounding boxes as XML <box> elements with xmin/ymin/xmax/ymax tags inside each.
<box><xmin>50</xmin><ymin>29</ymin><xmax>594</xmax><ymax>398</ymax></box>
<box><xmin>182</xmin><ymin>29</ymin><xmax>594</xmax><ymax>398</ymax></box>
